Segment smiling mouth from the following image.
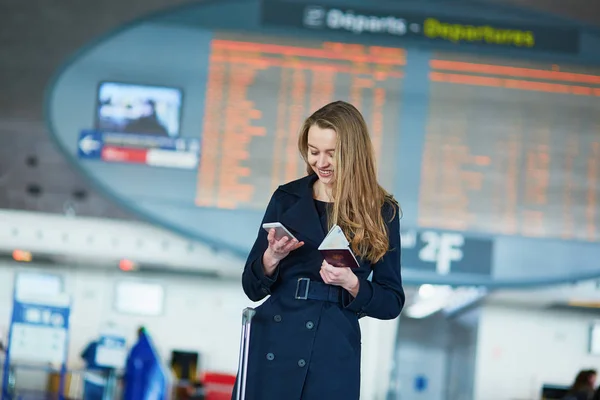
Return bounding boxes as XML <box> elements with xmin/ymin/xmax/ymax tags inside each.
<box><xmin>318</xmin><ymin>169</ymin><xmax>333</xmax><ymax>177</ymax></box>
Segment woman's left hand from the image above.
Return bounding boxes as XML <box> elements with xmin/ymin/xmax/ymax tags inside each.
<box><xmin>320</xmin><ymin>260</ymin><xmax>360</xmax><ymax>297</ymax></box>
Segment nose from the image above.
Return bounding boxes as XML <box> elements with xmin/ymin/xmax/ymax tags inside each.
<box><xmin>316</xmin><ymin>154</ymin><xmax>329</xmax><ymax>168</ymax></box>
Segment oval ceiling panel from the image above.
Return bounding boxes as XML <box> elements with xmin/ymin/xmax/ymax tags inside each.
<box><xmin>45</xmin><ymin>0</ymin><xmax>600</xmax><ymax>287</ymax></box>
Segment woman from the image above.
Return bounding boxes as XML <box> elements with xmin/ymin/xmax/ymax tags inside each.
<box><xmin>565</xmin><ymin>369</ymin><xmax>597</xmax><ymax>400</ymax></box>
<box><xmin>237</xmin><ymin>100</ymin><xmax>405</xmax><ymax>400</ymax></box>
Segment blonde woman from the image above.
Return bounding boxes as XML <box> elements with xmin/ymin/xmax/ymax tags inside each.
<box><xmin>236</xmin><ymin>100</ymin><xmax>405</xmax><ymax>400</ymax></box>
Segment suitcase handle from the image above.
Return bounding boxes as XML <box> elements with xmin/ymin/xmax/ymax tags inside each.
<box><xmin>236</xmin><ymin>307</ymin><xmax>256</xmax><ymax>400</ymax></box>
<box><xmin>242</xmin><ymin>307</ymin><xmax>256</xmax><ymax>326</ymax></box>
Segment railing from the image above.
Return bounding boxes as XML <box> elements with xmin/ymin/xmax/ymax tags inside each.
<box><xmin>1</xmin><ymin>363</ymin><xmax>120</xmax><ymax>400</ymax></box>
<box><xmin>1</xmin><ymin>361</ymin><xmax>234</xmax><ymax>400</ymax></box>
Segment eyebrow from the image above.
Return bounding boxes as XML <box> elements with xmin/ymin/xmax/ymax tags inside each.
<box><xmin>308</xmin><ymin>144</ymin><xmax>335</xmax><ymax>152</ymax></box>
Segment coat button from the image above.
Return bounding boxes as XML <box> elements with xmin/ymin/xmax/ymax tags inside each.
<box><xmin>266</xmin><ymin>353</ymin><xmax>275</xmax><ymax>361</ymax></box>
<box><xmin>305</xmin><ymin>321</ymin><xmax>314</xmax><ymax>329</ymax></box>
<box><xmin>261</xmin><ymin>287</ymin><xmax>269</xmax><ymax>294</ymax></box>
<box><xmin>298</xmin><ymin>359</ymin><xmax>306</xmax><ymax>367</ymax></box>
<box><xmin>274</xmin><ymin>315</ymin><xmax>282</xmax><ymax>322</ymax></box>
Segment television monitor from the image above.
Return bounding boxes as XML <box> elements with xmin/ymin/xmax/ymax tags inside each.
<box><xmin>170</xmin><ymin>350</ymin><xmax>199</xmax><ymax>381</ymax></box>
<box><xmin>114</xmin><ymin>280</ymin><xmax>164</xmax><ymax>316</ymax></box>
<box><xmin>541</xmin><ymin>384</ymin><xmax>569</xmax><ymax>399</ymax></box>
<box><xmin>95</xmin><ymin>81</ymin><xmax>183</xmax><ymax>137</ymax></box>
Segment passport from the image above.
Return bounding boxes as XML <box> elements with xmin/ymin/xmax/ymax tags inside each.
<box><xmin>318</xmin><ymin>225</ymin><xmax>360</xmax><ymax>268</ymax></box>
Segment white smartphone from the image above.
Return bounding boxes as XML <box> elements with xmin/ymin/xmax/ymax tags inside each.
<box><xmin>262</xmin><ymin>222</ymin><xmax>297</xmax><ymax>241</ymax></box>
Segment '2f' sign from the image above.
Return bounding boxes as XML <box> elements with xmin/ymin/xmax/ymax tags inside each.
<box><xmin>418</xmin><ymin>231</ymin><xmax>464</xmax><ymax>275</ymax></box>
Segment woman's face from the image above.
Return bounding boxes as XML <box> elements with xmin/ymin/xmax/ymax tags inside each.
<box><xmin>306</xmin><ymin>124</ymin><xmax>337</xmax><ymax>187</ymax></box>
<box><xmin>589</xmin><ymin>373</ymin><xmax>597</xmax><ymax>387</ymax></box>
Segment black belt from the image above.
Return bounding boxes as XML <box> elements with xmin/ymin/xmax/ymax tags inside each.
<box><xmin>284</xmin><ymin>278</ymin><xmax>342</xmax><ymax>304</ymax></box>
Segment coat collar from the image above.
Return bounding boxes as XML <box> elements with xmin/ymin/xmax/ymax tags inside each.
<box><xmin>278</xmin><ymin>174</ymin><xmax>326</xmax><ymax>247</ymax></box>
<box><xmin>278</xmin><ymin>173</ymin><xmax>318</xmax><ymax>197</ymax></box>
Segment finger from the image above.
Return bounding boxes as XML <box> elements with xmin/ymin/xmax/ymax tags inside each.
<box><xmin>289</xmin><ymin>240</ymin><xmax>304</xmax><ymax>251</ymax></box>
<box><xmin>277</xmin><ymin>236</ymin><xmax>290</xmax><ymax>248</ymax></box>
<box><xmin>320</xmin><ymin>269</ymin><xmax>329</xmax><ymax>284</ymax></box>
<box><xmin>272</xmin><ymin>237</ymin><xmax>289</xmax><ymax>252</ymax></box>
<box><xmin>323</xmin><ymin>262</ymin><xmax>337</xmax><ymax>273</ymax></box>
<box><xmin>323</xmin><ymin>266</ymin><xmax>336</xmax><ymax>282</ymax></box>
<box><xmin>282</xmin><ymin>239</ymin><xmax>298</xmax><ymax>251</ymax></box>
<box><xmin>267</xmin><ymin>229</ymin><xmax>275</xmax><ymax>243</ymax></box>
<box><xmin>325</xmin><ymin>270</ymin><xmax>339</xmax><ymax>281</ymax></box>
<box><xmin>320</xmin><ymin>265</ymin><xmax>327</xmax><ymax>277</ymax></box>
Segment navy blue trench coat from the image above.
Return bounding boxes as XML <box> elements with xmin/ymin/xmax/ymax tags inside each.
<box><xmin>235</xmin><ymin>174</ymin><xmax>405</xmax><ymax>400</ymax></box>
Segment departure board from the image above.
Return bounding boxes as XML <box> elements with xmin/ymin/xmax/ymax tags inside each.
<box><xmin>195</xmin><ymin>34</ymin><xmax>404</xmax><ymax>209</ymax></box>
<box><xmin>419</xmin><ymin>52</ymin><xmax>600</xmax><ymax>242</ymax></box>
<box><xmin>193</xmin><ymin>35</ymin><xmax>600</xmax><ymax>242</ymax></box>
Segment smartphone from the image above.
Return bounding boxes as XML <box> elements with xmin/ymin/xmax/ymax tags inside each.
<box><xmin>262</xmin><ymin>222</ymin><xmax>297</xmax><ymax>241</ymax></box>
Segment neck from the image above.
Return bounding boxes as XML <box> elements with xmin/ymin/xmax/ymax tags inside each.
<box><xmin>313</xmin><ymin>179</ymin><xmax>333</xmax><ymax>202</ymax></box>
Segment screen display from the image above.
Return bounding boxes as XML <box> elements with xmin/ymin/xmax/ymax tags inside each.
<box><xmin>195</xmin><ymin>34</ymin><xmax>404</xmax><ymax>209</ymax></box>
<box><xmin>114</xmin><ymin>280</ymin><xmax>164</xmax><ymax>316</ymax></box>
<box><xmin>15</xmin><ymin>272</ymin><xmax>63</xmax><ymax>298</ymax></box>
<box><xmin>95</xmin><ymin>81</ymin><xmax>183</xmax><ymax>137</ymax></box>
<box><xmin>590</xmin><ymin>322</ymin><xmax>600</xmax><ymax>355</ymax></box>
<box><xmin>419</xmin><ymin>52</ymin><xmax>600</xmax><ymax>242</ymax></box>
<box><xmin>192</xmin><ymin>34</ymin><xmax>600</xmax><ymax>243</ymax></box>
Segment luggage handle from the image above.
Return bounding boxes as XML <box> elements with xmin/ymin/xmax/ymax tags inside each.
<box><xmin>236</xmin><ymin>307</ymin><xmax>256</xmax><ymax>400</ymax></box>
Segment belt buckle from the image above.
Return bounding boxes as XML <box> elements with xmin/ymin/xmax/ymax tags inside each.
<box><xmin>295</xmin><ymin>278</ymin><xmax>310</xmax><ymax>300</ymax></box>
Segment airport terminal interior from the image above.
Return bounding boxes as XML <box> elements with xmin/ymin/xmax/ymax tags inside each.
<box><xmin>2</xmin><ymin>0</ymin><xmax>600</xmax><ymax>399</ymax></box>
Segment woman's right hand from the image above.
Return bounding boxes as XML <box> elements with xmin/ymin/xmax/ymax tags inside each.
<box><xmin>262</xmin><ymin>229</ymin><xmax>304</xmax><ymax>276</ymax></box>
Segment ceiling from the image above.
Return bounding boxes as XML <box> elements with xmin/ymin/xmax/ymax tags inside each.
<box><xmin>478</xmin><ymin>0</ymin><xmax>600</xmax><ymax>28</ymax></box>
<box><xmin>0</xmin><ymin>0</ymin><xmax>192</xmax><ymax>220</ymax></box>
<box><xmin>487</xmin><ymin>280</ymin><xmax>600</xmax><ymax>308</ymax></box>
<box><xmin>399</xmin><ymin>279</ymin><xmax>600</xmax><ymax>320</ymax></box>
<box><xmin>1</xmin><ymin>0</ymin><xmax>599</xmax><ymax>221</ymax></box>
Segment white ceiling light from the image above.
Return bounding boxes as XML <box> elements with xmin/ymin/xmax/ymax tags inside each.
<box><xmin>418</xmin><ymin>283</ymin><xmax>436</xmax><ymax>299</ymax></box>
<box><xmin>405</xmin><ymin>285</ymin><xmax>487</xmax><ymax>319</ymax></box>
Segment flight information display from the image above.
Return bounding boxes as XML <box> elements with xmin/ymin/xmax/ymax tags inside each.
<box><xmin>194</xmin><ymin>35</ymin><xmax>600</xmax><ymax>242</ymax></box>
<box><xmin>420</xmin><ymin>52</ymin><xmax>600</xmax><ymax>242</ymax></box>
<box><xmin>195</xmin><ymin>34</ymin><xmax>404</xmax><ymax>209</ymax></box>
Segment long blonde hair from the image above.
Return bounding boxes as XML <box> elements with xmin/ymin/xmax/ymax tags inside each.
<box><xmin>298</xmin><ymin>101</ymin><xmax>399</xmax><ymax>264</ymax></box>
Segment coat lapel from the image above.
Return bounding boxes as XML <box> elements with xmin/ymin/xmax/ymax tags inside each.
<box><xmin>279</xmin><ymin>174</ymin><xmax>325</xmax><ymax>247</ymax></box>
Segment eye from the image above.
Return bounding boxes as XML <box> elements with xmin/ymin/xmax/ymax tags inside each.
<box><xmin>310</xmin><ymin>151</ymin><xmax>318</xmax><ymax>156</ymax></box>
